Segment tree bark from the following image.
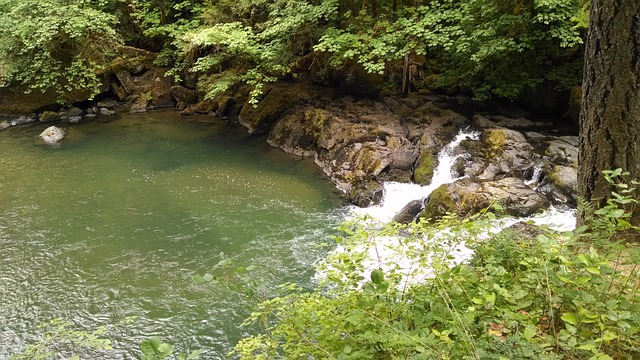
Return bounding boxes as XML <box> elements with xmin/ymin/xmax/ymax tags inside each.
<box><xmin>578</xmin><ymin>0</ymin><xmax>640</xmax><ymax>226</ymax></box>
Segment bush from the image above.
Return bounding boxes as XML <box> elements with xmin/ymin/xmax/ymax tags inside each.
<box><xmin>231</xmin><ymin>174</ymin><xmax>640</xmax><ymax>360</ymax></box>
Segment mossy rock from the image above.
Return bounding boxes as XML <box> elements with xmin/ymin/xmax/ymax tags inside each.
<box><xmin>238</xmin><ymin>87</ymin><xmax>298</xmax><ymax>134</ymax></box>
<box><xmin>419</xmin><ymin>184</ymin><xmax>457</xmax><ymax>220</ymax></box>
<box><xmin>413</xmin><ymin>151</ymin><xmax>437</xmax><ymax>185</ymax></box>
<box><xmin>482</xmin><ymin>129</ymin><xmax>507</xmax><ymax>158</ymax></box>
<box><xmin>0</xmin><ymin>85</ymin><xmax>98</xmax><ymax>115</ymax></box>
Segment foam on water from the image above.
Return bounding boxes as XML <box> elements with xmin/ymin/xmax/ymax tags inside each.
<box><xmin>323</xmin><ymin>129</ymin><xmax>577</xmax><ymax>286</ymax></box>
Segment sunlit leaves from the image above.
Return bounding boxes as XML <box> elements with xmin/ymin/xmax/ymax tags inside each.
<box><xmin>0</xmin><ymin>0</ymin><xmax>121</xmax><ymax>98</ymax></box>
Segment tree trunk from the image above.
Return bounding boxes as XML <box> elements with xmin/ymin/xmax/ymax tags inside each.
<box><xmin>578</xmin><ymin>0</ymin><xmax>640</xmax><ymax>226</ymax></box>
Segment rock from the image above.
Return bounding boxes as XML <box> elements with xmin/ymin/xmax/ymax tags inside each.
<box><xmin>39</xmin><ymin>111</ymin><xmax>60</xmax><ymax>123</ymax></box>
<box><xmin>115</xmin><ymin>70</ymin><xmax>136</xmax><ymax>95</ymax></box>
<box><xmin>130</xmin><ymin>96</ymin><xmax>149</xmax><ymax>113</ymax></box>
<box><xmin>99</xmin><ymin>108</ymin><xmax>116</xmax><ymax>116</ymax></box>
<box><xmin>413</xmin><ymin>151</ymin><xmax>437</xmax><ymax>185</ymax></box>
<box><xmin>216</xmin><ymin>96</ymin><xmax>235</xmax><ymax>115</ymax></box>
<box><xmin>490</xmin><ymin>115</ymin><xmax>552</xmax><ymax>129</ymax></box>
<box><xmin>472</xmin><ymin>114</ymin><xmax>500</xmax><ymax>129</ymax></box>
<box><xmin>11</xmin><ymin>115</ymin><xmax>36</xmax><ymax>125</ymax></box>
<box><xmin>130</xmin><ymin>68</ymin><xmax>175</xmax><ymax>108</ymax></box>
<box><xmin>97</xmin><ymin>99</ymin><xmax>120</xmax><ymax>109</ymax></box>
<box><xmin>68</xmin><ymin>116</ymin><xmax>82</xmax><ymax>124</ymax></box>
<box><xmin>348</xmin><ymin>181</ymin><xmax>384</xmax><ymax>207</ymax></box>
<box><xmin>545</xmin><ymin>138</ymin><xmax>578</xmax><ymax>167</ymax></box>
<box><xmin>239</xmin><ymin>87</ymin><xmax>299</xmax><ymax>134</ymax></box>
<box><xmin>470</xmin><ymin>128</ymin><xmax>536</xmax><ymax>181</ymax></box>
<box><xmin>542</xmin><ymin>165</ymin><xmax>578</xmax><ymax>206</ymax></box>
<box><xmin>0</xmin><ymin>121</ymin><xmax>10</xmax><ymax>130</ymax></box>
<box><xmin>39</xmin><ymin>126</ymin><xmax>65</xmax><ymax>144</ymax></box>
<box><xmin>148</xmin><ymin>69</ymin><xmax>175</xmax><ymax>108</ymax></box>
<box><xmin>65</xmin><ymin>107</ymin><xmax>83</xmax><ymax>117</ymax></box>
<box><xmin>422</xmin><ymin>177</ymin><xmax>549</xmax><ymax>219</ymax></box>
<box><xmin>111</xmin><ymin>82</ymin><xmax>128</xmax><ymax>101</ymax></box>
<box><xmin>495</xmin><ymin>222</ymin><xmax>545</xmax><ymax>243</ymax></box>
<box><xmin>392</xmin><ymin>200</ymin><xmax>424</xmax><ymax>223</ymax></box>
<box><xmin>549</xmin><ymin>165</ymin><xmax>577</xmax><ymax>193</ymax></box>
<box><xmin>182</xmin><ymin>71</ymin><xmax>198</xmax><ymax>89</ymax></box>
<box><xmin>170</xmin><ymin>85</ymin><xmax>197</xmax><ymax>109</ymax></box>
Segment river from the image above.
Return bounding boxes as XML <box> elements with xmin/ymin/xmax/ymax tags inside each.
<box><xmin>0</xmin><ymin>111</ymin><xmax>346</xmax><ymax>358</ymax></box>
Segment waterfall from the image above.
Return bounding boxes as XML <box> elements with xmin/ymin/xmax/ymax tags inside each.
<box><xmin>349</xmin><ymin>129</ymin><xmax>480</xmax><ymax>222</ymax></box>
<box><xmin>319</xmin><ymin>128</ymin><xmax>577</xmax><ymax>287</ymax></box>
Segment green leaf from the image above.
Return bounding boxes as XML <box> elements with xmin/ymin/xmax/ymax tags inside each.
<box><xmin>561</xmin><ymin>312</ymin><xmax>579</xmax><ymax>325</ymax></box>
<box><xmin>585</xmin><ymin>267</ymin><xmax>600</xmax><ymax>275</ymax></box>
<box><xmin>370</xmin><ymin>269</ymin><xmax>384</xmax><ymax>284</ymax></box>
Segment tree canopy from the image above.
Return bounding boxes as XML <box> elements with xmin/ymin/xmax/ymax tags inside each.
<box><xmin>0</xmin><ymin>0</ymin><xmax>589</xmax><ymax>103</ymax></box>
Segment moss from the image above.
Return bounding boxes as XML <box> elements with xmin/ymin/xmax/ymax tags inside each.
<box><xmin>482</xmin><ymin>129</ymin><xmax>507</xmax><ymax>159</ymax></box>
<box><xmin>413</xmin><ymin>151</ymin><xmax>436</xmax><ymax>185</ymax></box>
<box><xmin>238</xmin><ymin>87</ymin><xmax>296</xmax><ymax>134</ymax></box>
<box><xmin>419</xmin><ymin>184</ymin><xmax>457</xmax><ymax>220</ymax></box>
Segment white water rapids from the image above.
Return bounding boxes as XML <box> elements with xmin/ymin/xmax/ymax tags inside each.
<box><xmin>320</xmin><ymin>129</ymin><xmax>577</xmax><ymax>286</ymax></box>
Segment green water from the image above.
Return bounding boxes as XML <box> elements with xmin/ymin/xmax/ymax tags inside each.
<box><xmin>0</xmin><ymin>111</ymin><xmax>345</xmax><ymax>358</ymax></box>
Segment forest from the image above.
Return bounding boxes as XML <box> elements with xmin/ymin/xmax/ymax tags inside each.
<box><xmin>2</xmin><ymin>0</ymin><xmax>640</xmax><ymax>359</ymax></box>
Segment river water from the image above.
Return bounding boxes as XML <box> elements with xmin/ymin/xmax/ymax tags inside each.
<box><xmin>0</xmin><ymin>111</ymin><xmax>345</xmax><ymax>358</ymax></box>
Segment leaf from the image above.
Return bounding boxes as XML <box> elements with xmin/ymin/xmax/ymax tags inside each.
<box><xmin>202</xmin><ymin>273</ymin><xmax>214</xmax><ymax>282</ymax></box>
<box><xmin>561</xmin><ymin>312</ymin><xmax>579</xmax><ymax>325</ymax></box>
<box><xmin>157</xmin><ymin>342</ymin><xmax>174</xmax><ymax>357</ymax></box>
<box><xmin>192</xmin><ymin>275</ymin><xmax>205</xmax><ymax>284</ymax></box>
<box><xmin>370</xmin><ymin>269</ymin><xmax>384</xmax><ymax>284</ymax></box>
<box><xmin>585</xmin><ymin>267</ymin><xmax>600</xmax><ymax>275</ymax></box>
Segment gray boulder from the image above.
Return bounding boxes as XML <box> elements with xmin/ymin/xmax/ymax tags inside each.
<box><xmin>39</xmin><ymin>126</ymin><xmax>65</xmax><ymax>144</ymax></box>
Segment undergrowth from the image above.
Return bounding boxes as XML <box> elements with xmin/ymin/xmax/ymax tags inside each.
<box><xmin>231</xmin><ymin>170</ymin><xmax>640</xmax><ymax>360</ymax></box>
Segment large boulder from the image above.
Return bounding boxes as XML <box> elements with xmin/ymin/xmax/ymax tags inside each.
<box><xmin>421</xmin><ymin>177</ymin><xmax>549</xmax><ymax>219</ymax></box>
<box><xmin>239</xmin><ymin>87</ymin><xmax>300</xmax><ymax>134</ymax></box>
<box><xmin>392</xmin><ymin>199</ymin><xmax>425</xmax><ymax>223</ymax></box>
<box><xmin>455</xmin><ymin>128</ymin><xmax>538</xmax><ymax>181</ymax></box>
<box><xmin>545</xmin><ymin>137</ymin><xmax>578</xmax><ymax>167</ymax></box>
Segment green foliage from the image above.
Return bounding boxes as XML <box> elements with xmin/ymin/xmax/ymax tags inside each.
<box><xmin>231</xmin><ymin>173</ymin><xmax>640</xmax><ymax>359</ymax></box>
<box><xmin>0</xmin><ymin>0</ymin><xmax>121</xmax><ymax>99</ymax></box>
<box><xmin>173</xmin><ymin>0</ymin><xmax>587</xmax><ymax>101</ymax></box>
<box><xmin>183</xmin><ymin>0</ymin><xmax>339</xmax><ymax>102</ymax></box>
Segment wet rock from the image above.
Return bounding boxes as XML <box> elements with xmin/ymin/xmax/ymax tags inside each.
<box><xmin>348</xmin><ymin>180</ymin><xmax>385</xmax><ymax>207</ymax></box>
<box><xmin>39</xmin><ymin>111</ymin><xmax>60</xmax><ymax>123</ymax></box>
<box><xmin>11</xmin><ymin>115</ymin><xmax>36</xmax><ymax>125</ymax></box>
<box><xmin>64</xmin><ymin>107</ymin><xmax>83</xmax><ymax>118</ymax></box>
<box><xmin>68</xmin><ymin>116</ymin><xmax>82</xmax><ymax>124</ymax></box>
<box><xmin>392</xmin><ymin>199</ymin><xmax>424</xmax><ymax>223</ymax></box>
<box><xmin>39</xmin><ymin>126</ymin><xmax>65</xmax><ymax>144</ymax></box>
<box><xmin>413</xmin><ymin>151</ymin><xmax>437</xmax><ymax>185</ymax></box>
<box><xmin>100</xmin><ymin>107</ymin><xmax>116</xmax><ymax>116</ymax></box>
<box><xmin>422</xmin><ymin>178</ymin><xmax>548</xmax><ymax>219</ymax></box>
<box><xmin>97</xmin><ymin>99</ymin><xmax>120</xmax><ymax>109</ymax></box>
